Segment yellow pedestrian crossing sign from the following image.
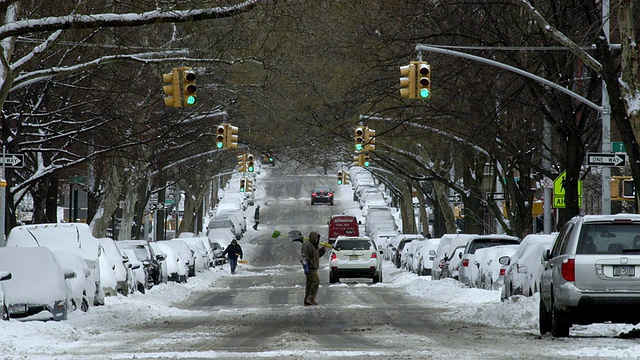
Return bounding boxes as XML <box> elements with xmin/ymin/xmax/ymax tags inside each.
<box><xmin>553</xmin><ymin>170</ymin><xmax>583</xmax><ymax>208</ymax></box>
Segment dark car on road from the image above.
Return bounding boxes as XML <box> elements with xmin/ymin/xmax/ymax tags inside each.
<box><xmin>311</xmin><ymin>187</ymin><xmax>334</xmax><ymax>205</ymax></box>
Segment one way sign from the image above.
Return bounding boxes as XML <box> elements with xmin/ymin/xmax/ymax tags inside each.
<box><xmin>586</xmin><ymin>153</ymin><xmax>627</xmax><ymax>167</ymax></box>
<box><xmin>0</xmin><ymin>154</ymin><xmax>24</xmax><ymax>168</ymax></box>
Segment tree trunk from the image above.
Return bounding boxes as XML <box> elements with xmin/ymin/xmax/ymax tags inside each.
<box><xmin>90</xmin><ymin>163</ymin><xmax>125</xmax><ymax>238</ymax></box>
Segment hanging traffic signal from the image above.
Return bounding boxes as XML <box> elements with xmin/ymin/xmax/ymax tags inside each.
<box><xmin>247</xmin><ymin>153</ymin><xmax>255</xmax><ymax>172</ymax></box>
<box><xmin>240</xmin><ymin>177</ymin><xmax>246</xmax><ymax>192</ymax></box>
<box><xmin>364</xmin><ymin>128</ymin><xmax>376</xmax><ymax>152</ymax></box>
<box><xmin>417</xmin><ymin>61</ymin><xmax>431</xmax><ymax>99</ymax></box>
<box><xmin>182</xmin><ymin>69</ymin><xmax>197</xmax><ymax>106</ymax></box>
<box><xmin>215</xmin><ymin>124</ymin><xmax>226</xmax><ymax>149</ymax></box>
<box><xmin>623</xmin><ymin>179</ymin><xmax>635</xmax><ymax>198</ymax></box>
<box><xmin>226</xmin><ymin>125</ymin><xmax>238</xmax><ymax>149</ymax></box>
<box><xmin>162</xmin><ymin>70</ymin><xmax>181</xmax><ymax>107</ymax></box>
<box><xmin>399</xmin><ymin>63</ymin><xmax>416</xmax><ymax>99</ymax></box>
<box><xmin>363</xmin><ymin>154</ymin><xmax>371</xmax><ymax>167</ymax></box>
<box><xmin>245</xmin><ymin>178</ymin><xmax>253</xmax><ymax>192</ymax></box>
<box><xmin>354</xmin><ymin>127</ymin><xmax>365</xmax><ymax>153</ymax></box>
<box><xmin>237</xmin><ymin>154</ymin><xmax>247</xmax><ymax>172</ymax></box>
<box><xmin>343</xmin><ymin>171</ymin><xmax>351</xmax><ymax>185</ymax></box>
<box><xmin>337</xmin><ymin>171</ymin><xmax>344</xmax><ymax>185</ymax></box>
<box><xmin>354</xmin><ymin>153</ymin><xmax>364</xmax><ymax>167</ymax></box>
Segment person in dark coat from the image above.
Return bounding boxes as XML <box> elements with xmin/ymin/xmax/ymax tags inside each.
<box><xmin>253</xmin><ymin>205</ymin><xmax>260</xmax><ymax>230</ymax></box>
<box><xmin>222</xmin><ymin>239</ymin><xmax>243</xmax><ymax>274</ymax></box>
<box><xmin>300</xmin><ymin>231</ymin><xmax>326</xmax><ymax>306</ymax></box>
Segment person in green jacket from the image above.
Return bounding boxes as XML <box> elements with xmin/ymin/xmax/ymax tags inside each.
<box><xmin>300</xmin><ymin>231</ymin><xmax>326</xmax><ymax>306</ymax></box>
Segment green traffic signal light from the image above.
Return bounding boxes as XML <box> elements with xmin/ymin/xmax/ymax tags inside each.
<box><xmin>419</xmin><ymin>89</ymin><xmax>430</xmax><ymax>98</ymax></box>
<box><xmin>215</xmin><ymin>141</ymin><xmax>224</xmax><ymax>149</ymax></box>
<box><xmin>186</xmin><ymin>95</ymin><xmax>197</xmax><ymax>105</ymax></box>
<box><xmin>355</xmin><ymin>144</ymin><xmax>363</xmax><ymax>152</ymax></box>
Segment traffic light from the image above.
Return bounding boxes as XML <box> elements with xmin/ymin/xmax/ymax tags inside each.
<box><xmin>399</xmin><ymin>63</ymin><xmax>416</xmax><ymax>99</ymax></box>
<box><xmin>337</xmin><ymin>171</ymin><xmax>344</xmax><ymax>185</ymax></box>
<box><xmin>240</xmin><ymin>177</ymin><xmax>246</xmax><ymax>192</ymax></box>
<box><xmin>245</xmin><ymin>178</ymin><xmax>253</xmax><ymax>192</ymax></box>
<box><xmin>215</xmin><ymin>124</ymin><xmax>226</xmax><ymax>149</ymax></box>
<box><xmin>162</xmin><ymin>70</ymin><xmax>181</xmax><ymax>107</ymax></box>
<box><xmin>226</xmin><ymin>125</ymin><xmax>238</xmax><ymax>149</ymax></box>
<box><xmin>354</xmin><ymin>153</ymin><xmax>364</xmax><ymax>167</ymax></box>
<box><xmin>364</xmin><ymin>128</ymin><xmax>375</xmax><ymax>152</ymax></box>
<box><xmin>623</xmin><ymin>179</ymin><xmax>635</xmax><ymax>198</ymax></box>
<box><xmin>354</xmin><ymin>127</ymin><xmax>365</xmax><ymax>153</ymax></box>
<box><xmin>182</xmin><ymin>69</ymin><xmax>197</xmax><ymax>106</ymax></box>
<box><xmin>247</xmin><ymin>153</ymin><xmax>255</xmax><ymax>172</ymax></box>
<box><xmin>237</xmin><ymin>154</ymin><xmax>247</xmax><ymax>172</ymax></box>
<box><xmin>416</xmin><ymin>61</ymin><xmax>431</xmax><ymax>99</ymax></box>
<box><xmin>343</xmin><ymin>171</ymin><xmax>351</xmax><ymax>185</ymax></box>
<box><xmin>363</xmin><ymin>154</ymin><xmax>371</xmax><ymax>167</ymax></box>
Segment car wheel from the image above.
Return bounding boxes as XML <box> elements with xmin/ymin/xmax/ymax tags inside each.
<box><xmin>551</xmin><ymin>297</ymin><xmax>570</xmax><ymax>337</ymax></box>
<box><xmin>1</xmin><ymin>304</ymin><xmax>9</xmax><ymax>321</ymax></box>
<box><xmin>539</xmin><ymin>298</ymin><xmax>551</xmax><ymax>335</ymax></box>
<box><xmin>80</xmin><ymin>298</ymin><xmax>89</xmax><ymax>313</ymax></box>
<box><xmin>329</xmin><ymin>273</ymin><xmax>339</xmax><ymax>284</ymax></box>
<box><xmin>137</xmin><ymin>282</ymin><xmax>146</xmax><ymax>294</ymax></box>
<box><xmin>310</xmin><ymin>200</ymin><xmax>314</xmax><ymax>205</ymax></box>
<box><xmin>330</xmin><ymin>201</ymin><xmax>334</xmax><ymax>206</ymax></box>
<box><xmin>372</xmin><ymin>273</ymin><xmax>380</xmax><ymax>284</ymax></box>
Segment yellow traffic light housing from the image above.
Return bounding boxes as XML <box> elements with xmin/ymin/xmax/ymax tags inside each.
<box><xmin>240</xmin><ymin>177</ymin><xmax>246</xmax><ymax>192</ymax></box>
<box><xmin>354</xmin><ymin>127</ymin><xmax>365</xmax><ymax>153</ymax></box>
<box><xmin>182</xmin><ymin>69</ymin><xmax>197</xmax><ymax>106</ymax></box>
<box><xmin>237</xmin><ymin>154</ymin><xmax>247</xmax><ymax>172</ymax></box>
<box><xmin>162</xmin><ymin>70</ymin><xmax>181</xmax><ymax>107</ymax></box>
<box><xmin>245</xmin><ymin>178</ymin><xmax>253</xmax><ymax>192</ymax></box>
<box><xmin>337</xmin><ymin>171</ymin><xmax>344</xmax><ymax>185</ymax></box>
<box><xmin>343</xmin><ymin>171</ymin><xmax>351</xmax><ymax>185</ymax></box>
<box><xmin>363</xmin><ymin>154</ymin><xmax>371</xmax><ymax>167</ymax></box>
<box><xmin>247</xmin><ymin>153</ymin><xmax>255</xmax><ymax>172</ymax></box>
<box><xmin>399</xmin><ymin>63</ymin><xmax>416</xmax><ymax>99</ymax></box>
<box><xmin>226</xmin><ymin>125</ymin><xmax>239</xmax><ymax>149</ymax></box>
<box><xmin>215</xmin><ymin>124</ymin><xmax>226</xmax><ymax>149</ymax></box>
<box><xmin>417</xmin><ymin>61</ymin><xmax>431</xmax><ymax>99</ymax></box>
<box><xmin>354</xmin><ymin>153</ymin><xmax>364</xmax><ymax>167</ymax></box>
<box><xmin>364</xmin><ymin>128</ymin><xmax>375</xmax><ymax>152</ymax></box>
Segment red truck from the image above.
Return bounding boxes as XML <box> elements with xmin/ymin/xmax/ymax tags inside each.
<box><xmin>328</xmin><ymin>215</ymin><xmax>360</xmax><ymax>244</ymax></box>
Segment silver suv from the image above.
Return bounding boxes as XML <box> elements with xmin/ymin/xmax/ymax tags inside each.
<box><xmin>540</xmin><ymin>214</ymin><xmax>640</xmax><ymax>337</ymax></box>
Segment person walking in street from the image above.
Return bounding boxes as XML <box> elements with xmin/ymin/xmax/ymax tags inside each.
<box><xmin>300</xmin><ymin>231</ymin><xmax>326</xmax><ymax>306</ymax></box>
<box><xmin>222</xmin><ymin>239</ymin><xmax>243</xmax><ymax>274</ymax></box>
<box><xmin>253</xmin><ymin>205</ymin><xmax>260</xmax><ymax>230</ymax></box>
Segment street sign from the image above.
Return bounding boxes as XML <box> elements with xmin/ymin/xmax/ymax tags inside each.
<box><xmin>553</xmin><ymin>170</ymin><xmax>583</xmax><ymax>196</ymax></box>
<box><xmin>612</xmin><ymin>142</ymin><xmax>626</xmax><ymax>153</ymax></box>
<box><xmin>0</xmin><ymin>153</ymin><xmax>24</xmax><ymax>168</ymax></box>
<box><xmin>448</xmin><ymin>194</ymin><xmax>461</xmax><ymax>203</ymax></box>
<box><xmin>586</xmin><ymin>152</ymin><xmax>627</xmax><ymax>167</ymax></box>
<box><xmin>486</xmin><ymin>192</ymin><xmax>505</xmax><ymax>201</ymax></box>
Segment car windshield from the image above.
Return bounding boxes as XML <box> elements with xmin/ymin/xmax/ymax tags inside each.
<box><xmin>577</xmin><ymin>223</ymin><xmax>640</xmax><ymax>254</ymax></box>
<box><xmin>335</xmin><ymin>240</ymin><xmax>371</xmax><ymax>251</ymax></box>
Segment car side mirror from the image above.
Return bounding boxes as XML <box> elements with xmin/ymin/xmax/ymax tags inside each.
<box><xmin>0</xmin><ymin>271</ymin><xmax>11</xmax><ymax>281</ymax></box>
<box><xmin>156</xmin><ymin>254</ymin><xmax>166</xmax><ymax>261</ymax></box>
<box><xmin>458</xmin><ymin>252</ymin><xmax>462</xmax><ymax>259</ymax></box>
<box><xmin>543</xmin><ymin>249</ymin><xmax>552</xmax><ymax>261</ymax></box>
<box><xmin>64</xmin><ymin>268</ymin><xmax>76</xmax><ymax>279</ymax></box>
<box><xmin>498</xmin><ymin>255</ymin><xmax>510</xmax><ymax>266</ymax></box>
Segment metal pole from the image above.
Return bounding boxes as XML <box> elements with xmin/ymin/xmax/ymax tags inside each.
<box><xmin>601</xmin><ymin>0</ymin><xmax>612</xmax><ymax>214</ymax></box>
<box><xmin>0</xmin><ymin>178</ymin><xmax>6</xmax><ymax>246</ymax></box>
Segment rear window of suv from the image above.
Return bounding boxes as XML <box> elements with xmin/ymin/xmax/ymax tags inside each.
<box><xmin>577</xmin><ymin>223</ymin><xmax>640</xmax><ymax>254</ymax></box>
<box><xmin>468</xmin><ymin>238</ymin><xmax>520</xmax><ymax>254</ymax></box>
<box><xmin>335</xmin><ymin>240</ymin><xmax>372</xmax><ymax>251</ymax></box>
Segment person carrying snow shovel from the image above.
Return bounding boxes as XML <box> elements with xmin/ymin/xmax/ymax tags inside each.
<box><xmin>300</xmin><ymin>231</ymin><xmax>326</xmax><ymax>306</ymax></box>
<box><xmin>253</xmin><ymin>205</ymin><xmax>260</xmax><ymax>230</ymax></box>
<box><xmin>222</xmin><ymin>239</ymin><xmax>243</xmax><ymax>274</ymax></box>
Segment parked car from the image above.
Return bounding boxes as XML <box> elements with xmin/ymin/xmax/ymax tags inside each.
<box><xmin>6</xmin><ymin>223</ymin><xmax>104</xmax><ymax>306</ymax></box>
<box><xmin>208</xmin><ymin>217</ymin><xmax>242</xmax><ymax>240</ymax></box>
<box><xmin>98</xmin><ymin>238</ymin><xmax>130</xmax><ymax>295</ymax></box>
<box><xmin>391</xmin><ymin>235</ymin><xmax>423</xmax><ymax>267</ymax></box>
<box><xmin>402</xmin><ymin>237</ymin><xmax>426</xmax><ymax>272</ymax></box>
<box><xmin>431</xmin><ymin>234</ymin><xmax>457</xmax><ymax>280</ymax></box>
<box><xmin>415</xmin><ymin>238</ymin><xmax>441</xmax><ymax>276</ymax></box>
<box><xmin>445</xmin><ymin>234</ymin><xmax>479</xmax><ymax>280</ymax></box>
<box><xmin>167</xmin><ymin>239</ymin><xmax>196</xmax><ymax>277</ymax></box>
<box><xmin>539</xmin><ymin>214</ymin><xmax>640</xmax><ymax>337</ymax></box>
<box><xmin>98</xmin><ymin>253</ymin><xmax>120</xmax><ymax>297</ymax></box>
<box><xmin>148</xmin><ymin>242</ymin><xmax>168</xmax><ymax>284</ymax></box>
<box><xmin>473</xmin><ymin>245</ymin><xmax>519</xmax><ymax>290</ymax></box>
<box><xmin>0</xmin><ymin>271</ymin><xmax>11</xmax><ymax>320</ymax></box>
<box><xmin>501</xmin><ymin>234</ymin><xmax>556</xmax><ymax>300</ymax></box>
<box><xmin>53</xmin><ymin>251</ymin><xmax>93</xmax><ymax>312</ymax></box>
<box><xmin>116</xmin><ymin>240</ymin><xmax>166</xmax><ymax>286</ymax></box>
<box><xmin>458</xmin><ymin>234</ymin><xmax>520</xmax><ymax>287</ymax></box>
<box><xmin>0</xmin><ymin>247</ymin><xmax>73</xmax><ymax>321</ymax></box>
<box><xmin>157</xmin><ymin>242</ymin><xmax>188</xmax><ymax>283</ymax></box>
<box><xmin>178</xmin><ymin>236</ymin><xmax>209</xmax><ymax>273</ymax></box>
<box><xmin>311</xmin><ymin>186</ymin><xmax>334</xmax><ymax>205</ymax></box>
<box><xmin>329</xmin><ymin>236</ymin><xmax>383</xmax><ymax>284</ymax></box>
<box><xmin>217</xmin><ymin>208</ymin><xmax>247</xmax><ymax>233</ymax></box>
<box><xmin>120</xmin><ymin>249</ymin><xmax>148</xmax><ymax>293</ymax></box>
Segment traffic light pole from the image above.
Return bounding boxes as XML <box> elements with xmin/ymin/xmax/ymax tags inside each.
<box><xmin>414</xmin><ymin>44</ymin><xmax>604</xmax><ymax>234</ymax></box>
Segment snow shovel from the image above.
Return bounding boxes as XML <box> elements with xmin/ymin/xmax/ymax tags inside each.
<box><xmin>238</xmin><ymin>259</ymin><xmax>249</xmax><ymax>264</ymax></box>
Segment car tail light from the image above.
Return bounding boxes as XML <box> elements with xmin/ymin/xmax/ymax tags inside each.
<box><xmin>329</xmin><ymin>192</ymin><xmax>334</xmax><ymax>197</ymax></box>
<box><xmin>331</xmin><ymin>252</ymin><xmax>337</xmax><ymax>261</ymax></box>
<box><xmin>499</xmin><ymin>268</ymin><xmax>506</xmax><ymax>276</ymax></box>
<box><xmin>371</xmin><ymin>252</ymin><xmax>377</xmax><ymax>259</ymax></box>
<box><xmin>312</xmin><ymin>192</ymin><xmax>317</xmax><ymax>197</ymax></box>
<box><xmin>561</xmin><ymin>258</ymin><xmax>575</xmax><ymax>282</ymax></box>
<box><xmin>462</xmin><ymin>258</ymin><xmax>469</xmax><ymax>267</ymax></box>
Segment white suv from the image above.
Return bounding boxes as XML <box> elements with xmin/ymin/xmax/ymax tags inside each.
<box><xmin>329</xmin><ymin>236</ymin><xmax>383</xmax><ymax>284</ymax></box>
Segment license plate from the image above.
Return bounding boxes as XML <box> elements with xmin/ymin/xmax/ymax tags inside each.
<box><xmin>613</xmin><ymin>265</ymin><xmax>635</xmax><ymax>277</ymax></box>
<box><xmin>349</xmin><ymin>255</ymin><xmax>358</xmax><ymax>260</ymax></box>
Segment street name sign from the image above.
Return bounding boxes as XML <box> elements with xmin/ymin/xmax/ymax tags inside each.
<box><xmin>0</xmin><ymin>153</ymin><xmax>24</xmax><ymax>168</ymax></box>
<box><xmin>586</xmin><ymin>153</ymin><xmax>627</xmax><ymax>167</ymax></box>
